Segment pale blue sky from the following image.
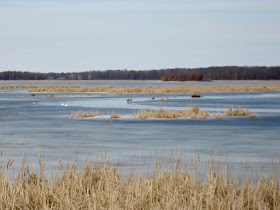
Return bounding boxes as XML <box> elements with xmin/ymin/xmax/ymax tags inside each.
<box><xmin>0</xmin><ymin>0</ymin><xmax>279</xmax><ymax>72</ymax></box>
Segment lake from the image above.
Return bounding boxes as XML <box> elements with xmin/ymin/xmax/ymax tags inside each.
<box><xmin>0</xmin><ymin>80</ymin><xmax>280</xmax><ymax>179</ymax></box>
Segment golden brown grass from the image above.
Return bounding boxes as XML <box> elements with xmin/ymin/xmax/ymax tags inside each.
<box><xmin>249</xmin><ymin>112</ymin><xmax>258</xmax><ymax>118</ymax></box>
<box><xmin>0</xmin><ymin>157</ymin><xmax>279</xmax><ymax>209</ymax></box>
<box><xmin>110</xmin><ymin>112</ymin><xmax>120</xmax><ymax>118</ymax></box>
<box><xmin>1</xmin><ymin>83</ymin><xmax>280</xmax><ymax>93</ymax></box>
<box><xmin>225</xmin><ymin>107</ymin><xmax>251</xmax><ymax>116</ymax></box>
<box><xmin>213</xmin><ymin>112</ymin><xmax>223</xmax><ymax>120</ymax></box>
<box><xmin>71</xmin><ymin>111</ymin><xmax>101</xmax><ymax>118</ymax></box>
<box><xmin>139</xmin><ymin>106</ymin><xmax>210</xmax><ymax>119</ymax></box>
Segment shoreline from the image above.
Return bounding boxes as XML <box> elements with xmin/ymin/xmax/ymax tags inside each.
<box><xmin>1</xmin><ymin>83</ymin><xmax>280</xmax><ymax>93</ymax></box>
<box><xmin>1</xmin><ymin>79</ymin><xmax>280</xmax><ymax>82</ymax></box>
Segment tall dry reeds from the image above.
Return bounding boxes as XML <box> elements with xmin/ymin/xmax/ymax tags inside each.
<box><xmin>1</xmin><ymin>83</ymin><xmax>280</xmax><ymax>93</ymax></box>
<box><xmin>139</xmin><ymin>106</ymin><xmax>210</xmax><ymax>119</ymax></box>
<box><xmin>0</xmin><ymin>157</ymin><xmax>279</xmax><ymax>209</ymax></box>
<box><xmin>71</xmin><ymin>111</ymin><xmax>101</xmax><ymax>118</ymax></box>
<box><xmin>110</xmin><ymin>112</ymin><xmax>120</xmax><ymax>118</ymax></box>
<box><xmin>225</xmin><ymin>107</ymin><xmax>250</xmax><ymax>116</ymax></box>
<box><xmin>213</xmin><ymin>112</ymin><xmax>223</xmax><ymax>120</ymax></box>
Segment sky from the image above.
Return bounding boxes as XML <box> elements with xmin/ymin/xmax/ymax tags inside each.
<box><xmin>0</xmin><ymin>0</ymin><xmax>280</xmax><ymax>73</ymax></box>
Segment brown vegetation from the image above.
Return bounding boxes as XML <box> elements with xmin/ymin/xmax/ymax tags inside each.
<box><xmin>213</xmin><ymin>112</ymin><xmax>223</xmax><ymax>120</ymax></box>
<box><xmin>249</xmin><ymin>112</ymin><xmax>258</xmax><ymax>118</ymax></box>
<box><xmin>224</xmin><ymin>107</ymin><xmax>250</xmax><ymax>116</ymax></box>
<box><xmin>138</xmin><ymin>106</ymin><xmax>210</xmax><ymax>119</ymax></box>
<box><xmin>1</xmin><ymin>83</ymin><xmax>280</xmax><ymax>93</ymax></box>
<box><xmin>71</xmin><ymin>111</ymin><xmax>101</xmax><ymax>118</ymax></box>
<box><xmin>110</xmin><ymin>112</ymin><xmax>120</xmax><ymax>118</ymax></box>
<box><xmin>0</xmin><ymin>157</ymin><xmax>279</xmax><ymax>209</ymax></box>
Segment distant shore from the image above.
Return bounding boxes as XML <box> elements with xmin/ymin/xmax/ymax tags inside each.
<box><xmin>1</xmin><ymin>82</ymin><xmax>280</xmax><ymax>93</ymax></box>
<box><xmin>1</xmin><ymin>79</ymin><xmax>280</xmax><ymax>82</ymax></box>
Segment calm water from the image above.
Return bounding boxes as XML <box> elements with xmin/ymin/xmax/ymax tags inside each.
<box><xmin>0</xmin><ymin>81</ymin><xmax>280</xmax><ymax>179</ymax></box>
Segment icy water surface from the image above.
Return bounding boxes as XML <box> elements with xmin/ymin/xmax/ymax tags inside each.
<box><xmin>0</xmin><ymin>81</ymin><xmax>280</xmax><ymax>179</ymax></box>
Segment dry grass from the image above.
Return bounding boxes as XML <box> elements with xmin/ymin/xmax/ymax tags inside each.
<box><xmin>139</xmin><ymin>106</ymin><xmax>210</xmax><ymax>119</ymax></box>
<box><xmin>213</xmin><ymin>112</ymin><xmax>223</xmax><ymax>120</ymax></box>
<box><xmin>110</xmin><ymin>112</ymin><xmax>120</xmax><ymax>118</ymax></box>
<box><xmin>1</xmin><ymin>83</ymin><xmax>280</xmax><ymax>93</ymax></box>
<box><xmin>0</xmin><ymin>157</ymin><xmax>279</xmax><ymax>209</ymax></box>
<box><xmin>71</xmin><ymin>111</ymin><xmax>101</xmax><ymax>118</ymax></box>
<box><xmin>249</xmin><ymin>112</ymin><xmax>258</xmax><ymax>118</ymax></box>
<box><xmin>225</xmin><ymin>107</ymin><xmax>251</xmax><ymax>116</ymax></box>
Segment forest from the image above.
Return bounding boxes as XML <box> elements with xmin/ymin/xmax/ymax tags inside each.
<box><xmin>0</xmin><ymin>66</ymin><xmax>279</xmax><ymax>80</ymax></box>
<box><xmin>162</xmin><ymin>72</ymin><xmax>204</xmax><ymax>81</ymax></box>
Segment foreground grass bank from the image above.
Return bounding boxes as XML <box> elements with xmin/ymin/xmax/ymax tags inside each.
<box><xmin>1</xmin><ymin>83</ymin><xmax>280</xmax><ymax>93</ymax></box>
<box><xmin>1</xmin><ymin>158</ymin><xmax>279</xmax><ymax>209</ymax></box>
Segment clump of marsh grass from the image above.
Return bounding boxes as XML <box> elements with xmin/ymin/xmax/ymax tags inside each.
<box><xmin>71</xmin><ymin>111</ymin><xmax>101</xmax><ymax>118</ymax></box>
<box><xmin>0</xmin><ymin>157</ymin><xmax>279</xmax><ymax>209</ymax></box>
<box><xmin>225</xmin><ymin>106</ymin><xmax>250</xmax><ymax>116</ymax></box>
<box><xmin>110</xmin><ymin>112</ymin><xmax>120</xmax><ymax>118</ymax></box>
<box><xmin>181</xmin><ymin>106</ymin><xmax>210</xmax><ymax>119</ymax></box>
<box><xmin>249</xmin><ymin>112</ymin><xmax>258</xmax><ymax>118</ymax></box>
<box><xmin>213</xmin><ymin>112</ymin><xmax>223</xmax><ymax>120</ymax></box>
<box><xmin>138</xmin><ymin>106</ymin><xmax>210</xmax><ymax>119</ymax></box>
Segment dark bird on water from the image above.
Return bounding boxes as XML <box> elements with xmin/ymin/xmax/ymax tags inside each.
<box><xmin>127</xmin><ymin>98</ymin><xmax>132</xmax><ymax>102</ymax></box>
<box><xmin>151</xmin><ymin>97</ymin><xmax>155</xmax><ymax>100</ymax></box>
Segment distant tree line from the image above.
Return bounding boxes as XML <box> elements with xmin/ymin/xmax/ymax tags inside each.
<box><xmin>162</xmin><ymin>72</ymin><xmax>204</xmax><ymax>81</ymax></box>
<box><xmin>0</xmin><ymin>66</ymin><xmax>279</xmax><ymax>80</ymax></box>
